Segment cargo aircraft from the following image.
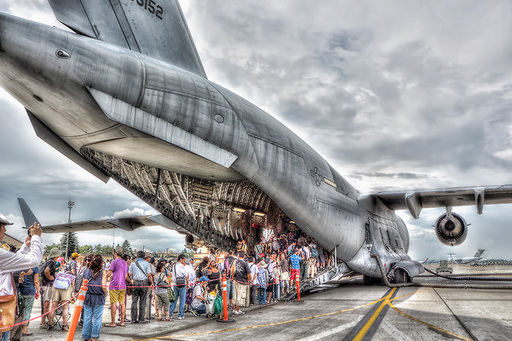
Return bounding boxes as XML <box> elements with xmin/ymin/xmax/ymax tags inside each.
<box><xmin>1</xmin><ymin>1</ymin><xmax>512</xmax><ymax>283</ymax></box>
<box><xmin>450</xmin><ymin>249</ymin><xmax>486</xmax><ymax>264</ymax></box>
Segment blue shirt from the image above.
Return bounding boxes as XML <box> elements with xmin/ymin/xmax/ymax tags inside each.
<box><xmin>290</xmin><ymin>254</ymin><xmax>301</xmax><ymax>270</ymax></box>
<box><xmin>19</xmin><ymin>267</ymin><xmax>38</xmax><ymax>296</ymax></box>
<box><xmin>129</xmin><ymin>258</ymin><xmax>151</xmax><ymax>281</ymax></box>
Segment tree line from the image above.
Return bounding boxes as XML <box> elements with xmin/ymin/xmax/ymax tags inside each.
<box><xmin>42</xmin><ymin>231</ymin><xmax>188</xmax><ymax>259</ymax></box>
<box><xmin>43</xmin><ymin>232</ymin><xmax>133</xmax><ymax>258</ymax></box>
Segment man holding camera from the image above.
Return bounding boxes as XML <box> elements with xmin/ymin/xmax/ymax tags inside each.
<box><xmin>0</xmin><ymin>213</ymin><xmax>43</xmax><ymax>341</ymax></box>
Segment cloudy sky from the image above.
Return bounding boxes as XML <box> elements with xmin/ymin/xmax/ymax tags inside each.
<box><xmin>1</xmin><ymin>1</ymin><xmax>512</xmax><ymax>261</ymax></box>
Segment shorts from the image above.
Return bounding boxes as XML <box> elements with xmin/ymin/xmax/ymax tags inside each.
<box><xmin>52</xmin><ymin>285</ymin><xmax>73</xmax><ymax>302</ymax></box>
<box><xmin>232</xmin><ymin>281</ymin><xmax>249</xmax><ymax>307</ymax></box>
<box><xmin>109</xmin><ymin>289</ymin><xmax>126</xmax><ymax>304</ymax></box>
<box><xmin>41</xmin><ymin>285</ymin><xmax>53</xmax><ymax>303</ymax></box>
<box><xmin>290</xmin><ymin>269</ymin><xmax>300</xmax><ymax>281</ymax></box>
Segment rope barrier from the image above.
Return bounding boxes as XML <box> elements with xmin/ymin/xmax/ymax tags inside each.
<box><xmin>0</xmin><ymin>286</ymin><xmax>81</xmax><ymax>332</ymax></box>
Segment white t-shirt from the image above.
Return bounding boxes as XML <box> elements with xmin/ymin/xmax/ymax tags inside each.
<box><xmin>171</xmin><ymin>262</ymin><xmax>187</xmax><ymax>285</ymax></box>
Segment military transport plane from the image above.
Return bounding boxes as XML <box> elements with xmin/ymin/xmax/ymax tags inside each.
<box><xmin>450</xmin><ymin>249</ymin><xmax>486</xmax><ymax>264</ymax></box>
<box><xmin>1</xmin><ymin>1</ymin><xmax>512</xmax><ymax>284</ymax></box>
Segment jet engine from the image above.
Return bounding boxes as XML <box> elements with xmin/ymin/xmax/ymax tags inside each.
<box><xmin>185</xmin><ymin>233</ymin><xmax>206</xmax><ymax>249</ymax></box>
<box><xmin>434</xmin><ymin>212</ymin><xmax>467</xmax><ymax>246</ymax></box>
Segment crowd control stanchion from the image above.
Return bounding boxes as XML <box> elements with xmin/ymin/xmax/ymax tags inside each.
<box><xmin>217</xmin><ymin>275</ymin><xmax>234</xmax><ymax>323</ymax></box>
<box><xmin>66</xmin><ymin>279</ymin><xmax>89</xmax><ymax>341</ymax></box>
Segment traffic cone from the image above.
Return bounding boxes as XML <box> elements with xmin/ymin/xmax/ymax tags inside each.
<box><xmin>217</xmin><ymin>275</ymin><xmax>235</xmax><ymax>323</ymax></box>
<box><xmin>66</xmin><ymin>279</ymin><xmax>89</xmax><ymax>341</ymax></box>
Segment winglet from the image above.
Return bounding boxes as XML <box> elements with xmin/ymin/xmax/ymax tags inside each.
<box><xmin>17</xmin><ymin>198</ymin><xmax>40</xmax><ymax>228</ymax></box>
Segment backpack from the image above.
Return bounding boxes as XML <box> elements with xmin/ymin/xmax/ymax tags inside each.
<box><xmin>256</xmin><ymin>268</ymin><xmax>268</xmax><ymax>289</ymax></box>
<box><xmin>310</xmin><ymin>245</ymin><xmax>319</xmax><ymax>259</ymax></box>
<box><xmin>224</xmin><ymin>258</ymin><xmax>234</xmax><ymax>278</ymax></box>
<box><xmin>40</xmin><ymin>259</ymin><xmax>56</xmax><ymax>285</ymax></box>
<box><xmin>214</xmin><ymin>293</ymin><xmax>223</xmax><ymax>315</ymax></box>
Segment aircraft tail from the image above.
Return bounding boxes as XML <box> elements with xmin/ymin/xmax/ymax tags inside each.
<box><xmin>17</xmin><ymin>198</ymin><xmax>40</xmax><ymax>228</ymax></box>
<box><xmin>47</xmin><ymin>0</ymin><xmax>206</xmax><ymax>78</ymax></box>
<box><xmin>474</xmin><ymin>249</ymin><xmax>485</xmax><ymax>257</ymax></box>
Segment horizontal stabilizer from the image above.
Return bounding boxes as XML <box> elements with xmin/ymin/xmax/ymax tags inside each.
<box><xmin>48</xmin><ymin>0</ymin><xmax>206</xmax><ymax>78</ymax></box>
<box><xmin>41</xmin><ymin>215</ymin><xmax>160</xmax><ymax>233</ymax></box>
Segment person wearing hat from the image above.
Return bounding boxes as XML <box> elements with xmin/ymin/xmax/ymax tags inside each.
<box><xmin>47</xmin><ymin>246</ymin><xmax>75</xmax><ymax>331</ymax></box>
<box><xmin>0</xmin><ymin>214</ymin><xmax>43</xmax><ymax>341</ymax></box>
<box><xmin>39</xmin><ymin>246</ymin><xmax>61</xmax><ymax>330</ymax></box>
<box><xmin>190</xmin><ymin>276</ymin><xmax>209</xmax><ymax>317</ymax></box>
<box><xmin>128</xmin><ymin>250</ymin><xmax>153</xmax><ymax>324</ymax></box>
<box><xmin>144</xmin><ymin>254</ymin><xmax>156</xmax><ymax>321</ymax></box>
<box><xmin>256</xmin><ymin>260</ymin><xmax>269</xmax><ymax>305</ymax></box>
<box><xmin>105</xmin><ymin>247</ymin><xmax>128</xmax><ymax>327</ymax></box>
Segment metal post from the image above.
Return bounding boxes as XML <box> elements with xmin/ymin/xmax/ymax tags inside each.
<box><xmin>66</xmin><ymin>200</ymin><xmax>75</xmax><ymax>260</ymax></box>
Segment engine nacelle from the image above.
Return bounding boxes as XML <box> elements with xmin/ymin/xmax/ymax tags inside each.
<box><xmin>185</xmin><ymin>233</ymin><xmax>206</xmax><ymax>249</ymax></box>
<box><xmin>435</xmin><ymin>212</ymin><xmax>467</xmax><ymax>246</ymax></box>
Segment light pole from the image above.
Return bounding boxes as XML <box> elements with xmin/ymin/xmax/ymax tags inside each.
<box><xmin>65</xmin><ymin>200</ymin><xmax>75</xmax><ymax>260</ymax></box>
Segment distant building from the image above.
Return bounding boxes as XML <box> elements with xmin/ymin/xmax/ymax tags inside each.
<box><xmin>1</xmin><ymin>233</ymin><xmax>23</xmax><ymax>249</ymax></box>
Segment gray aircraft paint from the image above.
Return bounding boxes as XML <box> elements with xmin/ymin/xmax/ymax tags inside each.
<box><xmin>1</xmin><ymin>1</ymin><xmax>510</xmax><ymax>280</ymax></box>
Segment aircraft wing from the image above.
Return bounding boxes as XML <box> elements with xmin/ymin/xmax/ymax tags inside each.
<box><xmin>41</xmin><ymin>214</ymin><xmax>188</xmax><ymax>234</ymax></box>
<box><xmin>47</xmin><ymin>0</ymin><xmax>206</xmax><ymax>78</ymax></box>
<box><xmin>374</xmin><ymin>184</ymin><xmax>512</xmax><ymax>219</ymax></box>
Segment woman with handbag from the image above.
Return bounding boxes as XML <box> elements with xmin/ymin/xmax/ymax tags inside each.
<box><xmin>154</xmin><ymin>262</ymin><xmax>171</xmax><ymax>321</ymax></box>
<box><xmin>82</xmin><ymin>254</ymin><xmax>108</xmax><ymax>341</ymax></box>
<box><xmin>0</xmin><ymin>218</ymin><xmax>43</xmax><ymax>341</ymax></box>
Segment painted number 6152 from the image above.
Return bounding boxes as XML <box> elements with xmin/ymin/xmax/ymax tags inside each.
<box><xmin>133</xmin><ymin>0</ymin><xmax>163</xmax><ymax>20</ymax></box>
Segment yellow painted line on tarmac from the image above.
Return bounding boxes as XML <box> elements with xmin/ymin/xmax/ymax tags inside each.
<box><xmin>128</xmin><ymin>287</ymin><xmax>471</xmax><ymax>341</ymax></box>
<box><xmin>128</xmin><ymin>297</ymin><xmax>387</xmax><ymax>341</ymax></box>
<box><xmin>352</xmin><ymin>287</ymin><xmax>397</xmax><ymax>341</ymax></box>
<box><xmin>388</xmin><ymin>302</ymin><xmax>473</xmax><ymax>341</ymax></box>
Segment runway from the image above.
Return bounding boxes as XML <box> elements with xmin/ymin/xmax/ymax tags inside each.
<box><xmin>21</xmin><ymin>264</ymin><xmax>512</xmax><ymax>340</ymax></box>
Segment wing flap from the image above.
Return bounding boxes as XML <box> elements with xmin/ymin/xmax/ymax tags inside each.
<box><xmin>375</xmin><ymin>185</ymin><xmax>512</xmax><ymax>218</ymax></box>
<box><xmin>48</xmin><ymin>0</ymin><xmax>206</xmax><ymax>78</ymax></box>
<box><xmin>41</xmin><ymin>215</ymin><xmax>158</xmax><ymax>233</ymax></box>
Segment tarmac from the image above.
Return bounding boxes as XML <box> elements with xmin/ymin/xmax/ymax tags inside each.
<box><xmin>15</xmin><ymin>264</ymin><xmax>512</xmax><ymax>340</ymax></box>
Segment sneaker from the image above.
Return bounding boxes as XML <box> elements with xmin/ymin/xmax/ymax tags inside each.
<box><xmin>178</xmin><ymin>316</ymin><xmax>184</xmax><ymax>320</ymax></box>
<box><xmin>239</xmin><ymin>310</ymin><xmax>245</xmax><ymax>315</ymax></box>
<box><xmin>233</xmin><ymin>310</ymin><xmax>242</xmax><ymax>315</ymax></box>
<box><xmin>191</xmin><ymin>310</ymin><xmax>199</xmax><ymax>318</ymax></box>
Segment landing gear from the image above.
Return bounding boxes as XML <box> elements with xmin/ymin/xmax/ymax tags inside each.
<box><xmin>391</xmin><ymin>268</ymin><xmax>411</xmax><ymax>284</ymax></box>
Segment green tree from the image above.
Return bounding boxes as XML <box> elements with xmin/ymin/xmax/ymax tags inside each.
<box><xmin>44</xmin><ymin>243</ymin><xmax>61</xmax><ymax>254</ymax></box>
<box><xmin>78</xmin><ymin>245</ymin><xmax>93</xmax><ymax>255</ymax></box>
<box><xmin>59</xmin><ymin>232</ymin><xmax>79</xmax><ymax>259</ymax></box>
<box><xmin>121</xmin><ymin>240</ymin><xmax>133</xmax><ymax>256</ymax></box>
<box><xmin>181</xmin><ymin>248</ymin><xmax>195</xmax><ymax>259</ymax></box>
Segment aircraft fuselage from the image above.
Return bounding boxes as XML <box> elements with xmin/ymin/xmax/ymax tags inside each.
<box><xmin>0</xmin><ymin>12</ymin><xmax>422</xmax><ymax>279</ymax></box>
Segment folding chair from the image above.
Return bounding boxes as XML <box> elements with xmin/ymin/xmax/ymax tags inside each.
<box><xmin>54</xmin><ymin>306</ymin><xmax>70</xmax><ymax>330</ymax></box>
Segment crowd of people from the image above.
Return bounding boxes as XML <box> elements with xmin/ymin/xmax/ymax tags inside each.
<box><xmin>1</xmin><ymin>209</ymin><xmax>334</xmax><ymax>341</ymax></box>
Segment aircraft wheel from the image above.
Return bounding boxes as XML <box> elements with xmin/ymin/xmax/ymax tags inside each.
<box><xmin>392</xmin><ymin>268</ymin><xmax>410</xmax><ymax>284</ymax></box>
